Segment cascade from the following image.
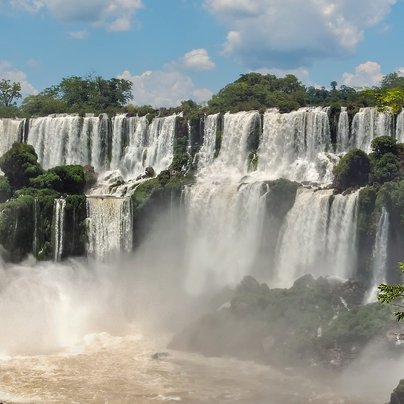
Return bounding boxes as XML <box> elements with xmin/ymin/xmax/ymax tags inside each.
<box><xmin>27</xmin><ymin>114</ymin><xmax>110</xmax><ymax>172</ymax></box>
<box><xmin>184</xmin><ymin>181</ymin><xmax>268</xmax><ymax>293</ymax></box>
<box><xmin>119</xmin><ymin>116</ymin><xmax>148</xmax><ymax>178</ymax></box>
<box><xmin>273</xmin><ymin>188</ymin><xmax>359</xmax><ymax>287</ymax></box>
<box><xmin>197</xmin><ymin>113</ymin><xmax>219</xmax><ymax>170</ymax></box>
<box><xmin>217</xmin><ymin>111</ymin><xmax>260</xmax><ymax>172</ymax></box>
<box><xmin>32</xmin><ymin>198</ymin><xmax>39</xmax><ymax>256</ymax></box>
<box><xmin>184</xmin><ymin>111</ymin><xmax>262</xmax><ymax>292</ymax></box>
<box><xmin>351</xmin><ymin>107</ymin><xmax>393</xmax><ymax>152</ymax></box>
<box><xmin>0</xmin><ymin>118</ymin><xmax>24</xmax><ymax>156</ymax></box>
<box><xmin>86</xmin><ymin>196</ymin><xmax>133</xmax><ymax>261</ymax></box>
<box><xmin>257</xmin><ymin>107</ymin><xmax>336</xmax><ymax>184</ymax></box>
<box><xmin>336</xmin><ymin>106</ymin><xmax>350</xmax><ymax>153</ymax></box>
<box><xmin>142</xmin><ymin>114</ymin><xmax>178</xmax><ymax>174</ymax></box>
<box><xmin>54</xmin><ymin>198</ymin><xmax>66</xmax><ymax>262</ymax></box>
<box><xmin>110</xmin><ymin>114</ymin><xmax>127</xmax><ymax>170</ymax></box>
<box><xmin>396</xmin><ymin>110</ymin><xmax>404</xmax><ymax>143</ymax></box>
<box><xmin>26</xmin><ymin>114</ymin><xmax>177</xmax><ymax>180</ymax></box>
<box><xmin>364</xmin><ymin>208</ymin><xmax>389</xmax><ymax>304</ymax></box>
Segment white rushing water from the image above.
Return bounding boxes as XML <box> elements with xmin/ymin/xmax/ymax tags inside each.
<box><xmin>364</xmin><ymin>208</ymin><xmax>390</xmax><ymax>304</ymax></box>
<box><xmin>274</xmin><ymin>188</ymin><xmax>359</xmax><ymax>287</ymax></box>
<box><xmin>53</xmin><ymin>198</ymin><xmax>66</xmax><ymax>262</ymax></box>
<box><xmin>257</xmin><ymin>107</ymin><xmax>336</xmax><ymax>184</ymax></box>
<box><xmin>351</xmin><ymin>107</ymin><xmax>394</xmax><ymax>152</ymax></box>
<box><xmin>27</xmin><ymin>114</ymin><xmax>110</xmax><ymax>172</ymax></box>
<box><xmin>86</xmin><ymin>196</ymin><xmax>133</xmax><ymax>261</ymax></box>
<box><xmin>26</xmin><ymin>113</ymin><xmax>177</xmax><ymax>180</ymax></box>
<box><xmin>396</xmin><ymin>109</ymin><xmax>404</xmax><ymax>143</ymax></box>
<box><xmin>0</xmin><ymin>118</ymin><xmax>24</xmax><ymax>156</ymax></box>
<box><xmin>336</xmin><ymin>106</ymin><xmax>350</xmax><ymax>153</ymax></box>
<box><xmin>185</xmin><ymin>111</ymin><xmax>263</xmax><ymax>293</ymax></box>
<box><xmin>197</xmin><ymin>113</ymin><xmax>219</xmax><ymax>170</ymax></box>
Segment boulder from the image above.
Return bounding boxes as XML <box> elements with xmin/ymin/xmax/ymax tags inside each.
<box><xmin>389</xmin><ymin>380</ymin><xmax>404</xmax><ymax>404</ymax></box>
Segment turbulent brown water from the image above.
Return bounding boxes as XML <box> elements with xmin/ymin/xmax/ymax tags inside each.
<box><xmin>0</xmin><ymin>331</ymin><xmax>392</xmax><ymax>404</ymax></box>
<box><xmin>0</xmin><ymin>249</ymin><xmax>401</xmax><ymax>404</ymax></box>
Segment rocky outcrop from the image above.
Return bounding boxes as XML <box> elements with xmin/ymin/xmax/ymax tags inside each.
<box><xmin>389</xmin><ymin>380</ymin><xmax>404</xmax><ymax>404</ymax></box>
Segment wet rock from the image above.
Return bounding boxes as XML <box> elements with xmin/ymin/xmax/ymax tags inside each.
<box><xmin>151</xmin><ymin>352</ymin><xmax>169</xmax><ymax>360</ymax></box>
<box><xmin>389</xmin><ymin>379</ymin><xmax>404</xmax><ymax>404</ymax></box>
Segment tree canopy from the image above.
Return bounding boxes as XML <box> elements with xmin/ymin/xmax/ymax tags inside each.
<box><xmin>21</xmin><ymin>75</ymin><xmax>133</xmax><ymax>115</ymax></box>
<box><xmin>378</xmin><ymin>263</ymin><xmax>404</xmax><ymax>321</ymax></box>
<box><xmin>0</xmin><ymin>79</ymin><xmax>22</xmax><ymax>107</ymax></box>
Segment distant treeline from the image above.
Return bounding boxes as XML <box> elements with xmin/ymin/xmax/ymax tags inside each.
<box><xmin>1</xmin><ymin>71</ymin><xmax>404</xmax><ymax>118</ymax></box>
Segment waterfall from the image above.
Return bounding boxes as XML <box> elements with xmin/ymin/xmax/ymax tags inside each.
<box><xmin>351</xmin><ymin>108</ymin><xmax>393</xmax><ymax>152</ymax></box>
<box><xmin>86</xmin><ymin>196</ymin><xmax>133</xmax><ymax>261</ymax></box>
<box><xmin>54</xmin><ymin>198</ymin><xmax>66</xmax><ymax>262</ymax></box>
<box><xmin>120</xmin><ymin>116</ymin><xmax>148</xmax><ymax>178</ymax></box>
<box><xmin>143</xmin><ymin>115</ymin><xmax>178</xmax><ymax>174</ymax></box>
<box><xmin>197</xmin><ymin>113</ymin><xmax>219</xmax><ymax>170</ymax></box>
<box><xmin>364</xmin><ymin>208</ymin><xmax>389</xmax><ymax>304</ymax></box>
<box><xmin>184</xmin><ymin>111</ymin><xmax>262</xmax><ymax>293</ymax></box>
<box><xmin>273</xmin><ymin>188</ymin><xmax>359</xmax><ymax>287</ymax></box>
<box><xmin>33</xmin><ymin>198</ymin><xmax>39</xmax><ymax>256</ymax></box>
<box><xmin>336</xmin><ymin>107</ymin><xmax>350</xmax><ymax>153</ymax></box>
<box><xmin>27</xmin><ymin>114</ymin><xmax>110</xmax><ymax>172</ymax></box>
<box><xmin>110</xmin><ymin>114</ymin><xmax>127</xmax><ymax>170</ymax></box>
<box><xmin>396</xmin><ymin>109</ymin><xmax>404</xmax><ymax>143</ymax></box>
<box><xmin>184</xmin><ymin>181</ymin><xmax>268</xmax><ymax>293</ymax></box>
<box><xmin>257</xmin><ymin>107</ymin><xmax>335</xmax><ymax>183</ymax></box>
<box><xmin>0</xmin><ymin>118</ymin><xmax>24</xmax><ymax>156</ymax></box>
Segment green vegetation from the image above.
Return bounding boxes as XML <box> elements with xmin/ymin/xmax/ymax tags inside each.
<box><xmin>0</xmin><ymin>144</ymin><xmax>88</xmax><ymax>262</ymax></box>
<box><xmin>0</xmin><ymin>176</ymin><xmax>11</xmax><ymax>202</ymax></box>
<box><xmin>0</xmin><ymin>79</ymin><xmax>21</xmax><ymax>107</ymax></box>
<box><xmin>170</xmin><ymin>275</ymin><xmax>392</xmax><ymax>368</ymax></box>
<box><xmin>0</xmin><ymin>143</ymin><xmax>43</xmax><ymax>188</ymax></box>
<box><xmin>21</xmin><ymin>74</ymin><xmax>132</xmax><ymax>116</ymax></box>
<box><xmin>378</xmin><ymin>263</ymin><xmax>404</xmax><ymax>321</ymax></box>
<box><xmin>333</xmin><ymin>149</ymin><xmax>371</xmax><ymax>191</ymax></box>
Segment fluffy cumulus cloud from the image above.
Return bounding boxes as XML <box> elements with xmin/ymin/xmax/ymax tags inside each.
<box><xmin>181</xmin><ymin>49</ymin><xmax>215</xmax><ymax>71</ymax></box>
<box><xmin>341</xmin><ymin>61</ymin><xmax>384</xmax><ymax>88</ymax></box>
<box><xmin>203</xmin><ymin>0</ymin><xmax>396</xmax><ymax>69</ymax></box>
<box><xmin>4</xmin><ymin>0</ymin><xmax>142</xmax><ymax>31</ymax></box>
<box><xmin>118</xmin><ymin>70</ymin><xmax>213</xmax><ymax>108</ymax></box>
<box><xmin>0</xmin><ymin>60</ymin><xmax>37</xmax><ymax>97</ymax></box>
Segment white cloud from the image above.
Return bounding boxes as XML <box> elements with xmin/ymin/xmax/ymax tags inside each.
<box><xmin>68</xmin><ymin>30</ymin><xmax>88</xmax><ymax>39</ymax></box>
<box><xmin>118</xmin><ymin>70</ymin><xmax>213</xmax><ymax>108</ymax></box>
<box><xmin>4</xmin><ymin>0</ymin><xmax>142</xmax><ymax>31</ymax></box>
<box><xmin>203</xmin><ymin>0</ymin><xmax>396</xmax><ymax>69</ymax></box>
<box><xmin>0</xmin><ymin>60</ymin><xmax>38</xmax><ymax>97</ymax></box>
<box><xmin>254</xmin><ymin>67</ymin><xmax>310</xmax><ymax>83</ymax></box>
<box><xmin>397</xmin><ymin>67</ymin><xmax>404</xmax><ymax>77</ymax></box>
<box><xmin>341</xmin><ymin>61</ymin><xmax>384</xmax><ymax>88</ymax></box>
<box><xmin>182</xmin><ymin>48</ymin><xmax>215</xmax><ymax>71</ymax></box>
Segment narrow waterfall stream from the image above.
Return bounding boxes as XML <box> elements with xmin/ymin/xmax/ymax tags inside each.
<box><xmin>364</xmin><ymin>208</ymin><xmax>390</xmax><ymax>303</ymax></box>
<box><xmin>86</xmin><ymin>196</ymin><xmax>133</xmax><ymax>261</ymax></box>
<box><xmin>53</xmin><ymin>198</ymin><xmax>66</xmax><ymax>262</ymax></box>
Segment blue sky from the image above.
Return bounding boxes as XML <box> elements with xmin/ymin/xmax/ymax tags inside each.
<box><xmin>0</xmin><ymin>0</ymin><xmax>403</xmax><ymax>107</ymax></box>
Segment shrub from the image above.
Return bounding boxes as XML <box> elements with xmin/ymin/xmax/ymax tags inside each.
<box><xmin>0</xmin><ymin>176</ymin><xmax>11</xmax><ymax>202</ymax></box>
<box><xmin>0</xmin><ymin>143</ymin><xmax>43</xmax><ymax>188</ymax></box>
<box><xmin>371</xmin><ymin>136</ymin><xmax>398</xmax><ymax>158</ymax></box>
<box><xmin>333</xmin><ymin>149</ymin><xmax>371</xmax><ymax>191</ymax></box>
<box><xmin>371</xmin><ymin>152</ymin><xmax>400</xmax><ymax>184</ymax></box>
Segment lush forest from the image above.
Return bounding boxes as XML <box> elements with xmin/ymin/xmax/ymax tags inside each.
<box><xmin>1</xmin><ymin>71</ymin><xmax>404</xmax><ymax>118</ymax></box>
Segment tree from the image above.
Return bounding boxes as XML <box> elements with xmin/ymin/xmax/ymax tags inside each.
<box><xmin>330</xmin><ymin>81</ymin><xmax>338</xmax><ymax>91</ymax></box>
<box><xmin>22</xmin><ymin>74</ymin><xmax>133</xmax><ymax>115</ymax></box>
<box><xmin>0</xmin><ymin>143</ymin><xmax>43</xmax><ymax>188</ymax></box>
<box><xmin>0</xmin><ymin>79</ymin><xmax>22</xmax><ymax>106</ymax></box>
<box><xmin>380</xmin><ymin>72</ymin><xmax>404</xmax><ymax>90</ymax></box>
<box><xmin>333</xmin><ymin>149</ymin><xmax>371</xmax><ymax>191</ymax></box>
<box><xmin>378</xmin><ymin>263</ymin><xmax>404</xmax><ymax>321</ymax></box>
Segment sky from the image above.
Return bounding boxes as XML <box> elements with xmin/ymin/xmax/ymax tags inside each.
<box><xmin>0</xmin><ymin>0</ymin><xmax>403</xmax><ymax>107</ymax></box>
